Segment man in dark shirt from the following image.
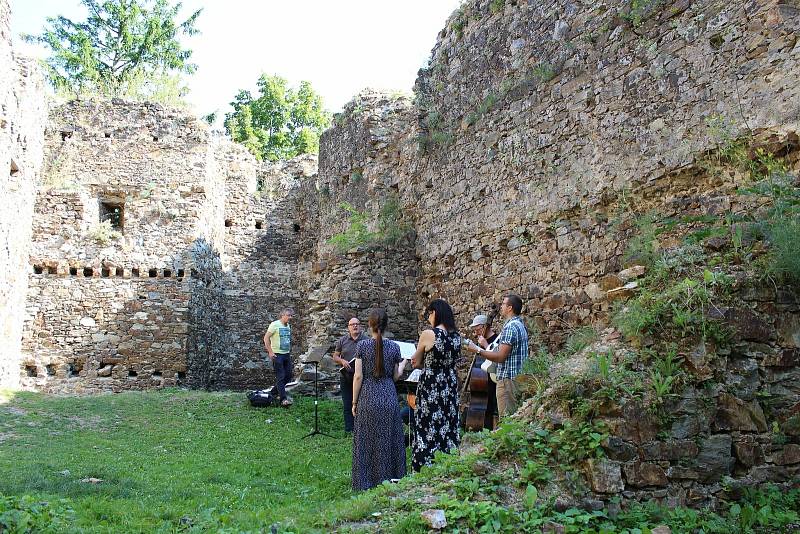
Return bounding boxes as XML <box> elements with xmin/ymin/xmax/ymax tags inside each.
<box><xmin>332</xmin><ymin>317</ymin><xmax>367</xmax><ymax>432</ymax></box>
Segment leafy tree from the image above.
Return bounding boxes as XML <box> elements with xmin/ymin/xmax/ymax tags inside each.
<box><xmin>224</xmin><ymin>74</ymin><xmax>331</xmax><ymax>162</ymax></box>
<box><xmin>24</xmin><ymin>0</ymin><xmax>201</xmax><ymax>100</ymax></box>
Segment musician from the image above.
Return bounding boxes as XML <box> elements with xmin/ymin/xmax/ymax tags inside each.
<box><xmin>331</xmin><ymin>317</ymin><xmax>367</xmax><ymax>432</ymax></box>
<box><xmin>468</xmin><ymin>314</ymin><xmax>498</xmax><ymax>424</ymax></box>
<box><xmin>469</xmin><ymin>314</ymin><xmax>498</xmax><ymax>349</ymax></box>
<box><xmin>465</xmin><ymin>294</ymin><xmax>528</xmax><ymax>418</ymax></box>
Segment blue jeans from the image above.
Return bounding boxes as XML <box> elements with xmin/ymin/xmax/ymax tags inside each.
<box><xmin>341</xmin><ymin>371</ymin><xmax>354</xmax><ymax>432</ymax></box>
<box><xmin>273</xmin><ymin>353</ymin><xmax>292</xmax><ymax>400</ymax></box>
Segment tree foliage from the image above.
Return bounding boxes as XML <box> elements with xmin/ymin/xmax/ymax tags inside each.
<box><xmin>24</xmin><ymin>0</ymin><xmax>201</xmax><ymax>100</ymax></box>
<box><xmin>224</xmin><ymin>74</ymin><xmax>331</xmax><ymax>162</ymax></box>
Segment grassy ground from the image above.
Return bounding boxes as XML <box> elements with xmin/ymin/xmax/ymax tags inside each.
<box><xmin>0</xmin><ymin>388</ymin><xmax>355</xmax><ymax>533</ymax></box>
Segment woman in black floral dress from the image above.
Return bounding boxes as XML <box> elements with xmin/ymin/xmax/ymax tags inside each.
<box><xmin>351</xmin><ymin>308</ymin><xmax>408</xmax><ymax>490</ymax></box>
<box><xmin>411</xmin><ymin>299</ymin><xmax>462</xmax><ymax>471</ymax></box>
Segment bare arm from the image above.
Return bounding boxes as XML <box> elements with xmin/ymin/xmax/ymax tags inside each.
<box><xmin>263</xmin><ymin>330</ymin><xmax>276</xmax><ymax>359</ymax></box>
<box><xmin>468</xmin><ymin>342</ymin><xmax>511</xmax><ymax>363</ymax></box>
<box><xmin>351</xmin><ymin>358</ymin><xmax>363</xmax><ymax>417</ymax></box>
<box><xmin>393</xmin><ymin>358</ymin><xmax>408</xmax><ymax>381</ymax></box>
<box><xmin>411</xmin><ymin>329</ymin><xmax>435</xmax><ymax>369</ymax></box>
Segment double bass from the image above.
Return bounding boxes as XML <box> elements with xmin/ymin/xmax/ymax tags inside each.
<box><xmin>461</xmin><ymin>304</ymin><xmax>498</xmax><ymax>431</ymax></box>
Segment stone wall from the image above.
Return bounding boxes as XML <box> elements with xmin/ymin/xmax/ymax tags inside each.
<box><xmin>0</xmin><ymin>0</ymin><xmax>47</xmax><ymax>389</ymax></box>
<box><xmin>308</xmin><ymin>91</ymin><xmax>421</xmax><ymax>357</ymax></box>
<box><xmin>308</xmin><ymin>0</ymin><xmax>800</xmax><ymax>506</ymax></box>
<box><xmin>209</xmin><ymin>155</ymin><xmax>318</xmax><ymax>390</ymax></box>
<box><xmin>18</xmin><ymin>98</ymin><xmax>325</xmax><ymax>392</ymax></box>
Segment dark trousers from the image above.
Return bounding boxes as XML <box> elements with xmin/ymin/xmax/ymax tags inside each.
<box><xmin>274</xmin><ymin>353</ymin><xmax>292</xmax><ymax>400</ymax></box>
<box><xmin>341</xmin><ymin>370</ymin><xmax>354</xmax><ymax>432</ymax></box>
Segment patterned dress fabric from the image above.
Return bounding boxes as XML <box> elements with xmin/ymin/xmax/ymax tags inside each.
<box><xmin>412</xmin><ymin>328</ymin><xmax>462</xmax><ymax>471</ymax></box>
<box><xmin>351</xmin><ymin>338</ymin><xmax>407</xmax><ymax>491</ymax></box>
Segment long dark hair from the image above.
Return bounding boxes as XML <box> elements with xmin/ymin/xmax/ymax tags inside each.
<box><xmin>425</xmin><ymin>299</ymin><xmax>457</xmax><ymax>332</ymax></box>
<box><xmin>368</xmin><ymin>308</ymin><xmax>389</xmax><ymax>379</ymax></box>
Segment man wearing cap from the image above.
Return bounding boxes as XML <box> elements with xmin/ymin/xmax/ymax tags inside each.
<box><xmin>468</xmin><ymin>313</ymin><xmax>499</xmax><ymax>426</ymax></box>
<box><xmin>466</xmin><ymin>294</ymin><xmax>528</xmax><ymax>418</ymax></box>
<box><xmin>331</xmin><ymin>317</ymin><xmax>368</xmax><ymax>432</ymax></box>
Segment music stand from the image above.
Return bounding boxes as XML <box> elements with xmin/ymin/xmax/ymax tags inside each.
<box><xmin>302</xmin><ymin>347</ymin><xmax>333</xmax><ymax>439</ymax></box>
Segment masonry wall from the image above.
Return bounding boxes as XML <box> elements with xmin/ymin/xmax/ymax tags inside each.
<box><xmin>311</xmin><ymin>91</ymin><xmax>421</xmax><ymax>355</ymax></box>
<box><xmin>407</xmin><ymin>0</ymin><xmax>800</xmax><ymax>341</ymax></box>
<box><xmin>20</xmin><ymin>100</ymin><xmax>231</xmax><ymax>392</ymax></box>
<box><xmin>311</xmin><ymin>0</ymin><xmax>800</xmax><ymax>507</ymax></box>
<box><xmin>0</xmin><ymin>0</ymin><xmax>47</xmax><ymax>389</ymax></box>
<box><xmin>207</xmin><ymin>155</ymin><xmax>317</xmax><ymax>390</ymax></box>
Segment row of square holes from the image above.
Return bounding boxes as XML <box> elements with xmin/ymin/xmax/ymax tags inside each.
<box><xmin>224</xmin><ymin>220</ymin><xmax>301</xmax><ymax>232</ymax></box>
<box><xmin>33</xmin><ymin>265</ymin><xmax>187</xmax><ymax>278</ymax></box>
<box><xmin>226</xmin><ymin>219</ymin><xmax>265</xmax><ymax>229</ymax></box>
<box><xmin>61</xmin><ymin>131</ymin><xmax>160</xmax><ymax>142</ymax></box>
<box><xmin>25</xmin><ymin>362</ymin><xmax>185</xmax><ymax>381</ymax></box>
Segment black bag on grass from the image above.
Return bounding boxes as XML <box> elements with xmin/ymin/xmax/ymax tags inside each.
<box><xmin>247</xmin><ymin>389</ymin><xmax>277</xmax><ymax>408</ymax></box>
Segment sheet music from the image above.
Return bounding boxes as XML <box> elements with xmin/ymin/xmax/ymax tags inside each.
<box><xmin>405</xmin><ymin>369</ymin><xmax>423</xmax><ymax>383</ymax></box>
<box><xmin>395</xmin><ymin>341</ymin><xmax>417</xmax><ymax>360</ymax></box>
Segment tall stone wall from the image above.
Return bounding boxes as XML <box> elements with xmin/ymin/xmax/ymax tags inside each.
<box><xmin>406</xmin><ymin>0</ymin><xmax>800</xmax><ymax>341</ymax></box>
<box><xmin>18</xmin><ymin>99</ymin><xmax>323</xmax><ymax>392</ymax></box>
<box><xmin>207</xmin><ymin>155</ymin><xmax>317</xmax><ymax>390</ymax></box>
<box><xmin>310</xmin><ymin>91</ymin><xmax>421</xmax><ymax>353</ymax></box>
<box><xmin>309</xmin><ymin>0</ymin><xmax>800</xmax><ymax>506</ymax></box>
<box><xmin>0</xmin><ymin>0</ymin><xmax>47</xmax><ymax>389</ymax></box>
<box><xmin>20</xmin><ymin>100</ymin><xmax>225</xmax><ymax>391</ymax></box>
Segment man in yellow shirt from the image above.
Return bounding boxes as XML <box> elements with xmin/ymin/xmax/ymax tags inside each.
<box><xmin>264</xmin><ymin>308</ymin><xmax>294</xmax><ymax>407</ymax></box>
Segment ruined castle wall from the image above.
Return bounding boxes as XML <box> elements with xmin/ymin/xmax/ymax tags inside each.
<box><xmin>21</xmin><ymin>100</ymin><xmax>224</xmax><ymax>392</ymax></box>
<box><xmin>312</xmin><ymin>0</ymin><xmax>800</xmax><ymax>506</ymax></box>
<box><xmin>0</xmin><ymin>0</ymin><xmax>47</xmax><ymax>389</ymax></box>
<box><xmin>409</xmin><ymin>0</ymin><xmax>800</xmax><ymax>341</ymax></box>
<box><xmin>205</xmin><ymin>154</ymin><xmax>317</xmax><ymax>390</ymax></box>
<box><xmin>311</xmin><ymin>92</ymin><xmax>421</xmax><ymax>353</ymax></box>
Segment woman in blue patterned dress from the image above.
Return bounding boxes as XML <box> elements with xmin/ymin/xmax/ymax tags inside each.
<box><xmin>351</xmin><ymin>308</ymin><xmax>408</xmax><ymax>490</ymax></box>
<box><xmin>410</xmin><ymin>299</ymin><xmax>462</xmax><ymax>471</ymax></box>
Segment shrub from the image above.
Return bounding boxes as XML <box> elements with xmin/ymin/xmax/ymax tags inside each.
<box><xmin>86</xmin><ymin>220</ymin><xmax>122</xmax><ymax>245</ymax></box>
<box><xmin>489</xmin><ymin>0</ymin><xmax>505</xmax><ymax>14</ymax></box>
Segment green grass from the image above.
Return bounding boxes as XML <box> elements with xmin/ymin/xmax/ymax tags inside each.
<box><xmin>0</xmin><ymin>389</ymin><xmax>355</xmax><ymax>533</ymax></box>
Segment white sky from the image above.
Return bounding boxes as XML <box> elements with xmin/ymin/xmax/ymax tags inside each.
<box><xmin>10</xmin><ymin>0</ymin><xmax>462</xmax><ymax>116</ymax></box>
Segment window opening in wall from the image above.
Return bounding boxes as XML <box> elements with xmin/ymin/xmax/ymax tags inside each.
<box><xmin>83</xmin><ymin>267</ymin><xmax>93</xmax><ymax>277</ymax></box>
<box><xmin>46</xmin><ymin>364</ymin><xmax>56</xmax><ymax>376</ymax></box>
<box><xmin>67</xmin><ymin>362</ymin><xmax>81</xmax><ymax>377</ymax></box>
<box><xmin>148</xmin><ymin>268</ymin><xmax>157</xmax><ymax>278</ymax></box>
<box><xmin>255</xmin><ymin>220</ymin><xmax>263</xmax><ymax>229</ymax></box>
<box><xmin>101</xmin><ymin>268</ymin><xmax>110</xmax><ymax>277</ymax></box>
<box><xmin>293</xmin><ymin>223</ymin><xmax>300</xmax><ymax>232</ymax></box>
<box><xmin>152</xmin><ymin>371</ymin><xmax>163</xmax><ymax>378</ymax></box>
<box><xmin>152</xmin><ymin>136</ymin><xmax>159</xmax><ymax>142</ymax></box>
<box><xmin>33</xmin><ymin>265</ymin><xmax>43</xmax><ymax>275</ymax></box>
<box><xmin>190</xmin><ymin>269</ymin><xmax>199</xmax><ymax>279</ymax></box>
<box><xmin>104</xmin><ymin>132</ymin><xmax>112</xmax><ymax>138</ymax></box>
<box><xmin>60</xmin><ymin>130</ymin><xmax>73</xmax><ymax>140</ymax></box>
<box><xmin>25</xmin><ymin>365</ymin><xmax>37</xmax><ymax>377</ymax></box>
<box><xmin>47</xmin><ymin>266</ymin><xmax>57</xmax><ymax>275</ymax></box>
<box><xmin>69</xmin><ymin>267</ymin><xmax>78</xmax><ymax>276</ymax></box>
<box><xmin>132</xmin><ymin>268</ymin><xmax>140</xmax><ymax>277</ymax></box>
<box><xmin>225</xmin><ymin>219</ymin><xmax>233</xmax><ymax>227</ymax></box>
<box><xmin>99</xmin><ymin>201</ymin><xmax>124</xmax><ymax>230</ymax></box>
<box><xmin>163</xmin><ymin>269</ymin><xmax>172</xmax><ymax>278</ymax></box>
<box><xmin>177</xmin><ymin>371</ymin><xmax>186</xmax><ymax>382</ymax></box>
<box><xmin>177</xmin><ymin>269</ymin><xmax>185</xmax><ymax>278</ymax></box>
<box><xmin>10</xmin><ymin>159</ymin><xmax>19</xmax><ymax>177</ymax></box>
<box><xmin>128</xmin><ymin>370</ymin><xmax>138</xmax><ymax>378</ymax></box>
<box><xmin>115</xmin><ymin>267</ymin><xmax>124</xmax><ymax>276</ymax></box>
